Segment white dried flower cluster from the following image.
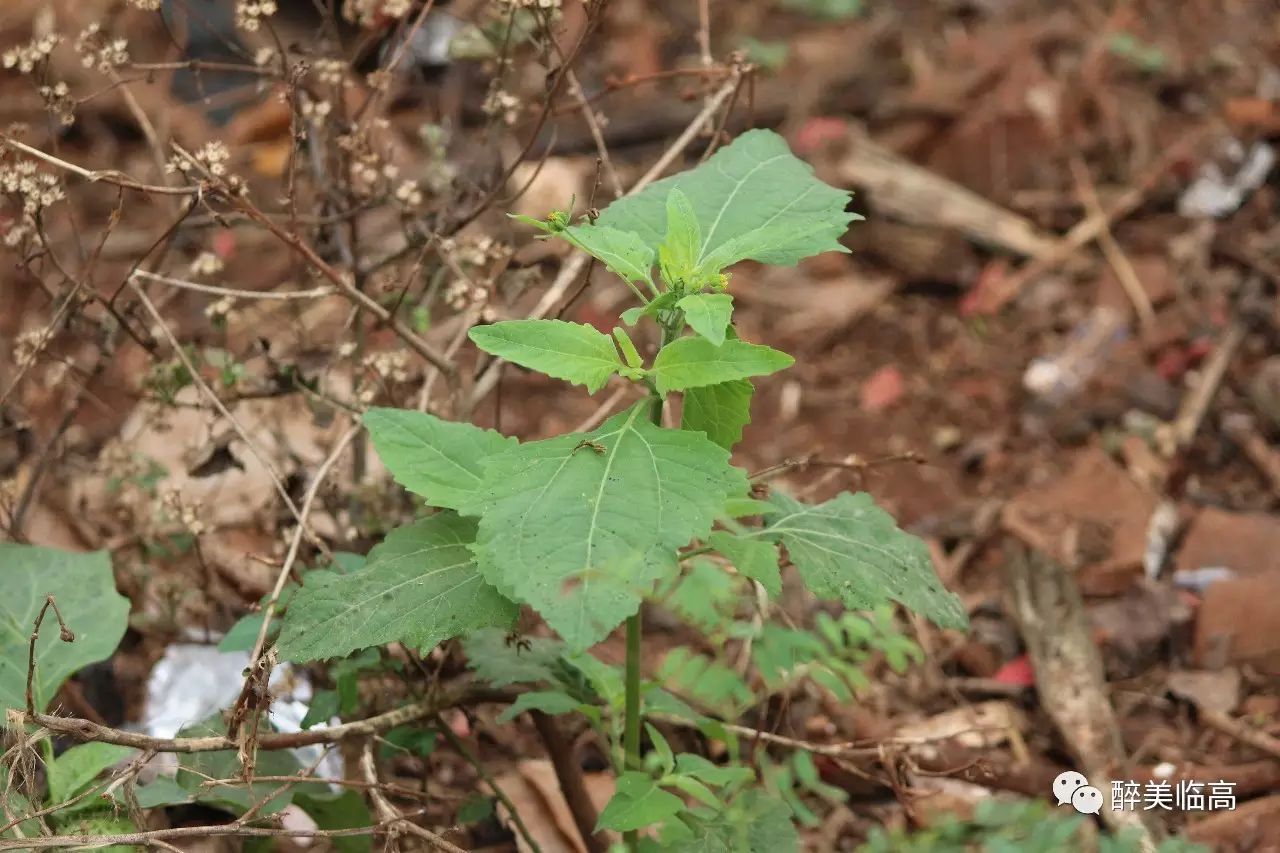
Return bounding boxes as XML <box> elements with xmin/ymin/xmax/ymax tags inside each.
<box><xmin>162</xmin><ymin>488</ymin><xmax>205</xmax><ymax>536</ymax></box>
<box><xmin>3</xmin><ymin>34</ymin><xmax>60</xmax><ymax>74</ymax></box>
<box><xmin>235</xmin><ymin>0</ymin><xmax>278</xmax><ymax>32</ymax></box>
<box><xmin>499</xmin><ymin>0</ymin><xmax>561</xmax><ymax>8</ymax></box>
<box><xmin>11</xmin><ymin>328</ymin><xmax>48</xmax><ymax>368</ymax></box>
<box><xmin>38</xmin><ymin>82</ymin><xmax>75</xmax><ymax>127</ymax></box>
<box><xmin>300</xmin><ymin>94</ymin><xmax>333</xmax><ymax>120</ymax></box>
<box><xmin>482</xmin><ymin>87</ymin><xmax>521</xmax><ymax>125</ymax></box>
<box><xmin>3</xmin><ymin>216</ymin><xmax>31</xmax><ymax>248</ymax></box>
<box><xmin>343</xmin><ymin>0</ymin><xmax>410</xmax><ymax>26</ymax></box>
<box><xmin>315</xmin><ymin>58</ymin><xmax>345</xmax><ymax>86</ymax></box>
<box><xmin>167</xmin><ymin>141</ymin><xmax>239</xmax><ymax>188</ymax></box>
<box><xmin>337</xmin><ymin>341</ymin><xmax>358</xmax><ymax>359</ymax></box>
<box><xmin>190</xmin><ymin>251</ymin><xmax>224</xmax><ymax>277</ymax></box>
<box><xmin>364</xmin><ymin>349</ymin><xmax>411</xmax><ymax>384</ymax></box>
<box><xmin>128</xmin><ymin>0</ymin><xmax>163</xmax><ymax>10</ymax></box>
<box><xmin>75</xmin><ymin>24</ymin><xmax>129</xmax><ymax>72</ymax></box>
<box><xmin>444</xmin><ymin>278</ymin><xmax>487</xmax><ymax>311</ymax></box>
<box><xmin>254</xmin><ymin>46</ymin><xmax>277</xmax><ymax>67</ymax></box>
<box><xmin>204</xmin><ymin>295</ymin><xmax>236</xmax><ymax>323</ymax></box>
<box><xmin>1</xmin><ymin>159</ymin><xmax>66</xmax><ymax>215</ymax></box>
<box><xmin>394</xmin><ymin>179</ymin><xmax>423</xmax><ymax>208</ymax></box>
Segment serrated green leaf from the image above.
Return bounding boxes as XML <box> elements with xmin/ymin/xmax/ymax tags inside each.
<box><xmin>466</xmin><ymin>403</ymin><xmax>748</xmax><ymax>650</ymax></box>
<box><xmin>596</xmin><ymin>129</ymin><xmax>857</xmax><ymax>271</ymax></box>
<box><xmin>707</xmin><ymin>531</ymin><xmax>781</xmax><ymax>597</ymax></box>
<box><xmin>674</xmin><ymin>384</ymin><xmax>760</xmax><ymax>450</ymax></box>
<box><xmin>277</xmin><ymin>514</ymin><xmax>517</xmax><ymax>662</ymax></box>
<box><xmin>666</xmin><ymin>790</ymin><xmax>799</xmax><ymax>853</ymax></box>
<box><xmin>497</xmin><ymin>690</ymin><xmax>582</xmax><ymax>723</ymax></box>
<box><xmin>596</xmin><ymin>772</ymin><xmax>686</xmax><ymax>832</ymax></box>
<box><xmin>47</xmin><ymin>743</ymin><xmax>135</xmax><ymax>805</ymax></box>
<box><xmin>364</xmin><ymin>408</ymin><xmax>517</xmax><ymax>510</ymax></box>
<box><xmin>665</xmin><ymin>559</ymin><xmax>739</xmax><ymax>633</ymax></box>
<box><xmin>759</xmin><ymin>491</ymin><xmax>967</xmax><ymax>630</ymax></box>
<box><xmin>0</xmin><ymin>544</ymin><xmax>130</xmax><ymax>715</ymax></box>
<box><xmin>653</xmin><ymin>338</ymin><xmax>792</xmax><ymax>394</ymax></box>
<box><xmin>665</xmin><ymin>774</ymin><xmax>723</xmax><ymax>810</ymax></box>
<box><xmin>674</xmin><ymin>753</ymin><xmax>754</xmax><ymax>788</ymax></box>
<box><xmin>562</xmin><ymin>223</ymin><xmax>655</xmax><ymax>288</ymax></box>
<box><xmin>660</xmin><ymin>188</ymin><xmax>702</xmax><ymax>284</ymax></box>
<box><xmin>462</xmin><ymin>628</ymin><xmax>566</xmax><ymax>687</ymax></box>
<box><xmin>676</xmin><ymin>294</ymin><xmax>733</xmax><ymax>345</ymax></box>
<box><xmin>470</xmin><ymin>320</ymin><xmax>622</xmax><ymax>393</ymax></box>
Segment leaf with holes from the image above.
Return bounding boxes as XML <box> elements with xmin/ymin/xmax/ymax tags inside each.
<box><xmin>596</xmin><ymin>129</ymin><xmax>857</xmax><ymax>272</ymax></box>
<box><xmin>364</xmin><ymin>408</ymin><xmax>517</xmax><ymax>510</ymax></box>
<box><xmin>470</xmin><ymin>319</ymin><xmax>622</xmax><ymax>393</ymax></box>
<box><xmin>756</xmin><ymin>491</ymin><xmax>967</xmax><ymax>630</ymax></box>
<box><xmin>0</xmin><ymin>544</ymin><xmax>129</xmax><ymax>715</ymax></box>
<box><xmin>463</xmin><ymin>403</ymin><xmax>748</xmax><ymax>650</ymax></box>
<box><xmin>277</xmin><ymin>514</ymin><xmax>517</xmax><ymax>662</ymax></box>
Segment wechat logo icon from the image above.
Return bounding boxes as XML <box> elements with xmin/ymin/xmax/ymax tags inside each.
<box><xmin>1053</xmin><ymin>770</ymin><xmax>1104</xmax><ymax>814</ymax></box>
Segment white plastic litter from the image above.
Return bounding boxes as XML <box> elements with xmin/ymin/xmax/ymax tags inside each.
<box><xmin>143</xmin><ymin>642</ymin><xmax>341</xmax><ymax>780</ymax></box>
<box><xmin>1178</xmin><ymin>140</ymin><xmax>1276</xmax><ymax>219</ymax></box>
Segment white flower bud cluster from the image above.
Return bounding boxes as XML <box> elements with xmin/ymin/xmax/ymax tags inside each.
<box><xmin>128</xmin><ymin>0</ymin><xmax>163</xmax><ymax>10</ymax></box>
<box><xmin>315</xmin><ymin>58</ymin><xmax>346</xmax><ymax>86</ymax></box>
<box><xmin>3</xmin><ymin>34</ymin><xmax>60</xmax><ymax>74</ymax></box>
<box><xmin>482</xmin><ymin>87</ymin><xmax>521</xmax><ymax>126</ymax></box>
<box><xmin>167</xmin><ymin>141</ymin><xmax>242</xmax><ymax>190</ymax></box>
<box><xmin>235</xmin><ymin>0</ymin><xmax>278</xmax><ymax>32</ymax></box>
<box><xmin>38</xmin><ymin>82</ymin><xmax>76</xmax><ymax>127</ymax></box>
<box><xmin>1</xmin><ymin>160</ymin><xmax>66</xmax><ymax>215</ymax></box>
<box><xmin>163</xmin><ymin>488</ymin><xmax>205</xmax><ymax>536</ymax></box>
<box><xmin>190</xmin><ymin>251</ymin><xmax>224</xmax><ymax>277</ymax></box>
<box><xmin>11</xmin><ymin>328</ymin><xmax>48</xmax><ymax>368</ymax></box>
<box><xmin>204</xmin><ymin>295</ymin><xmax>236</xmax><ymax>323</ymax></box>
<box><xmin>75</xmin><ymin>24</ymin><xmax>129</xmax><ymax>73</ymax></box>
<box><xmin>499</xmin><ymin>0</ymin><xmax>561</xmax><ymax>8</ymax></box>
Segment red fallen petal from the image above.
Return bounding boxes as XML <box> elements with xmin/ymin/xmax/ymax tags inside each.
<box><xmin>213</xmin><ymin>229</ymin><xmax>237</xmax><ymax>260</ymax></box>
<box><xmin>791</xmin><ymin>116</ymin><xmax>847</xmax><ymax>156</ymax></box>
<box><xmin>961</xmin><ymin>259</ymin><xmax>1010</xmax><ymax>317</ymax></box>
<box><xmin>993</xmin><ymin>654</ymin><xmax>1036</xmax><ymax>686</ymax></box>
<box><xmin>1156</xmin><ymin>347</ymin><xmax>1190</xmax><ymax>382</ymax></box>
<box><xmin>860</xmin><ymin>365</ymin><xmax>905</xmax><ymax>412</ymax></box>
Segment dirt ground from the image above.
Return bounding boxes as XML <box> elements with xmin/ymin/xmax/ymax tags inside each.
<box><xmin>2</xmin><ymin>0</ymin><xmax>1280</xmax><ymax>850</ymax></box>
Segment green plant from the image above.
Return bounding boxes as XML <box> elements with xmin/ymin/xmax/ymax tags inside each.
<box><xmin>860</xmin><ymin>799</ymin><xmax>1207</xmax><ymax>853</ymax></box>
<box><xmin>274</xmin><ymin>128</ymin><xmax>965</xmax><ymax>847</ymax></box>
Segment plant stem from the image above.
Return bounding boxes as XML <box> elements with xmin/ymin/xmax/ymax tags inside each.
<box><xmin>622</xmin><ymin>322</ymin><xmax>675</xmax><ymax>851</ymax></box>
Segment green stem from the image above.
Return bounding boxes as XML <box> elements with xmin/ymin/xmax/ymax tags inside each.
<box><xmin>623</xmin><ymin>322</ymin><xmax>675</xmax><ymax>851</ymax></box>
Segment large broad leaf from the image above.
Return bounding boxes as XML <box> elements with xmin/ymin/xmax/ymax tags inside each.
<box><xmin>277</xmin><ymin>514</ymin><xmax>517</xmax><ymax>662</ymax></box>
<box><xmin>364</xmin><ymin>408</ymin><xmax>517</xmax><ymax>510</ymax></box>
<box><xmin>652</xmin><ymin>337</ymin><xmax>792</xmax><ymax>394</ymax></box>
<box><xmin>465</xmin><ymin>403</ymin><xmax>748</xmax><ymax>650</ymax></box>
<box><xmin>562</xmin><ymin>224</ymin><xmax>655</xmax><ymax>288</ymax></box>
<box><xmin>0</xmin><ymin>544</ymin><xmax>129</xmax><ymax>715</ymax></box>
<box><xmin>758</xmin><ymin>491</ymin><xmax>967</xmax><ymax>630</ymax></box>
<box><xmin>682</xmin><ymin>379</ymin><xmax>753</xmax><ymax>450</ymax></box>
<box><xmin>470</xmin><ymin>319</ymin><xmax>622</xmax><ymax>393</ymax></box>
<box><xmin>596</xmin><ymin>129</ymin><xmax>857</xmax><ymax>271</ymax></box>
<box><xmin>676</xmin><ymin>293</ymin><xmax>733</xmax><ymax>345</ymax></box>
